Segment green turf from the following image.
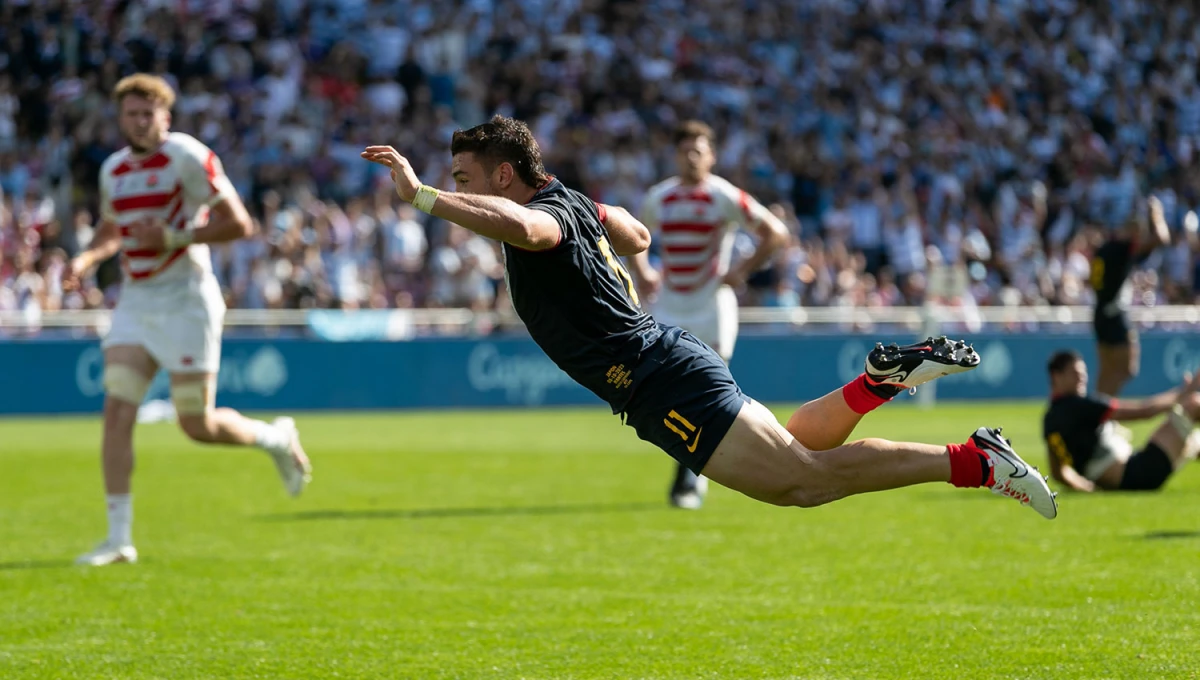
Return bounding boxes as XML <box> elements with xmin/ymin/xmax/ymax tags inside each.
<box><xmin>2</xmin><ymin>402</ymin><xmax>1199</xmax><ymax>679</ymax></box>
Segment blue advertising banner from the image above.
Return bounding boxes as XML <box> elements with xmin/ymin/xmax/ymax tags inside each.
<box><xmin>2</xmin><ymin>332</ymin><xmax>1199</xmax><ymax>415</ymax></box>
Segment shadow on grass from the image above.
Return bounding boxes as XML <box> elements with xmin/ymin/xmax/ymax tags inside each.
<box><xmin>258</xmin><ymin>501</ymin><xmax>665</xmax><ymax>522</ymax></box>
<box><xmin>0</xmin><ymin>559</ymin><xmax>75</xmax><ymax>571</ymax></box>
<box><xmin>1142</xmin><ymin>530</ymin><xmax>1200</xmax><ymax>541</ymax></box>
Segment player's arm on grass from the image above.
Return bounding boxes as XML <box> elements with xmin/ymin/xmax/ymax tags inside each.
<box><xmin>595</xmin><ymin>203</ymin><xmax>651</xmax><ymax>256</ymax></box>
<box><xmin>1045</xmin><ymin>442</ymin><xmax>1095</xmax><ymax>492</ymax></box>
<box><xmin>363</xmin><ymin>145</ymin><xmax>561</xmax><ymax>250</ymax></box>
<box><xmin>1046</xmin><ymin>430</ymin><xmax>1095</xmax><ymax>492</ymax></box>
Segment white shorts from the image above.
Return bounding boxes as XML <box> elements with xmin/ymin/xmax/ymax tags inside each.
<box><xmin>652</xmin><ymin>285</ymin><xmax>739</xmax><ymax>361</ymax></box>
<box><xmin>1083</xmin><ymin>421</ymin><xmax>1134</xmax><ymax>481</ymax></box>
<box><xmin>102</xmin><ymin>276</ymin><xmax>226</xmax><ymax>374</ymax></box>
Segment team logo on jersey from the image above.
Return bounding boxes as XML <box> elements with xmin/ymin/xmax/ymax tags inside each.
<box><xmin>606</xmin><ymin>364</ymin><xmax>633</xmax><ymax>389</ymax></box>
<box><xmin>147</xmin><ymin>174</ymin><xmax>159</xmax><ymax>187</ymax></box>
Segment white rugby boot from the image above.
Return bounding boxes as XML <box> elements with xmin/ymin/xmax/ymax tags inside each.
<box><xmin>266</xmin><ymin>417</ymin><xmax>312</xmax><ymax>497</ymax></box>
<box><xmin>866</xmin><ymin>336</ymin><xmax>980</xmax><ymax>390</ymax></box>
<box><xmin>76</xmin><ymin>540</ymin><xmax>138</xmax><ymax>566</ymax></box>
<box><xmin>969</xmin><ymin>426</ymin><xmax>1059</xmax><ymax>520</ymax></box>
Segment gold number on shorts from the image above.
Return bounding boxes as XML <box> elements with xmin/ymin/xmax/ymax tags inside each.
<box><xmin>598</xmin><ymin>236</ymin><xmax>640</xmax><ymax>305</ymax></box>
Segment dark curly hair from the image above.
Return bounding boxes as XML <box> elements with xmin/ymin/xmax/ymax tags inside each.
<box><xmin>450</xmin><ymin>115</ymin><xmax>549</xmax><ymax>188</ymax></box>
<box><xmin>1047</xmin><ymin>349</ymin><xmax>1082</xmax><ymax>376</ymax></box>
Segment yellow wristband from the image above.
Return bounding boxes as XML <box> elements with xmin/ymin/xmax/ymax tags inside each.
<box><xmin>412</xmin><ymin>185</ymin><xmax>440</xmax><ymax>214</ymax></box>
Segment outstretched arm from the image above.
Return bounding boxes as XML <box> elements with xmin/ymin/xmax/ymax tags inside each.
<box><xmin>1111</xmin><ymin>372</ymin><xmax>1200</xmax><ymax>421</ymax></box>
<box><xmin>1138</xmin><ymin>195</ymin><xmax>1171</xmax><ymax>255</ymax></box>
<box><xmin>424</xmin><ymin>191</ymin><xmax>562</xmax><ymax>250</ymax></box>
<box><xmin>1109</xmin><ymin>392</ymin><xmax>1178</xmax><ymax>422</ymax></box>
<box><xmin>362</xmin><ymin>145</ymin><xmax>561</xmax><ymax>251</ymax></box>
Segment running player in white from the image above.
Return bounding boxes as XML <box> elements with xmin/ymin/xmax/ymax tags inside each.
<box><xmin>631</xmin><ymin>120</ymin><xmax>789</xmax><ymax>509</ymax></box>
<box><xmin>65</xmin><ymin>74</ymin><xmax>311</xmax><ymax>566</ymax></box>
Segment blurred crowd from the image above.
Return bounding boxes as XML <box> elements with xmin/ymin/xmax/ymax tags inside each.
<box><xmin>1</xmin><ymin>0</ymin><xmax>1199</xmax><ymax>317</ymax></box>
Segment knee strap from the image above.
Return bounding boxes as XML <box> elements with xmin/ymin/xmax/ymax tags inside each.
<box><xmin>1168</xmin><ymin>404</ymin><xmax>1194</xmax><ymax>439</ymax></box>
<box><xmin>103</xmin><ymin>365</ymin><xmax>151</xmax><ymax>405</ymax></box>
<box><xmin>170</xmin><ymin>379</ymin><xmax>214</xmax><ymax>415</ymax></box>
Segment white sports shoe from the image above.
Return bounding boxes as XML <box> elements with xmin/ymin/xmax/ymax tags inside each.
<box><xmin>866</xmin><ymin>336</ymin><xmax>981</xmax><ymax>389</ymax></box>
<box><xmin>268</xmin><ymin>417</ymin><xmax>312</xmax><ymax>497</ymax></box>
<box><xmin>970</xmin><ymin>427</ymin><xmax>1058</xmax><ymax>520</ymax></box>
<box><xmin>670</xmin><ymin>475</ymin><xmax>708</xmax><ymax>510</ymax></box>
<box><xmin>76</xmin><ymin>540</ymin><xmax>138</xmax><ymax>566</ymax></box>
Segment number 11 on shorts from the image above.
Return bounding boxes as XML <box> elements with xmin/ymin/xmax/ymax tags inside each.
<box><xmin>664</xmin><ymin>409</ymin><xmax>703</xmax><ymax>454</ymax></box>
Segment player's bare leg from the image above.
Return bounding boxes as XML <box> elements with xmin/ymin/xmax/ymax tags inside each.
<box><xmin>787</xmin><ymin>337</ymin><xmax>979</xmax><ymax>450</ymax></box>
<box><xmin>703</xmin><ymin>400</ymin><xmax>1057</xmax><ymax>518</ymax></box>
<box><xmin>170</xmin><ymin>373</ymin><xmax>312</xmax><ymax>496</ymax></box>
<box><xmin>701</xmin><ymin>337</ymin><xmax>1057</xmax><ymax>518</ymax></box>
<box><xmin>784</xmin><ymin>394</ymin><xmax>867</xmax><ymax>452</ymax></box>
<box><xmin>77</xmin><ymin>346</ymin><xmax>157</xmax><ymax>566</ymax></box>
<box><xmin>708</xmin><ymin>399</ymin><xmax>952</xmax><ymax>503</ymax></box>
<box><xmin>1093</xmin><ymin>392</ymin><xmax>1200</xmax><ymax>490</ymax></box>
<box><xmin>1095</xmin><ymin>340</ymin><xmax>1138</xmax><ymax>398</ymax></box>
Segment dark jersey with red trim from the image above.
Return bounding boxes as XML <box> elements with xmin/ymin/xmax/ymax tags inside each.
<box><xmin>1090</xmin><ymin>239</ymin><xmax>1135</xmax><ymax>306</ymax></box>
<box><xmin>1042</xmin><ymin>394</ymin><xmax>1114</xmax><ymax>471</ymax></box>
<box><xmin>505</xmin><ymin>178</ymin><xmax>661</xmax><ymax>412</ymax></box>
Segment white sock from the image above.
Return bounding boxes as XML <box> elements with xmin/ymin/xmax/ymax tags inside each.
<box><xmin>251</xmin><ymin>420</ymin><xmax>289</xmax><ymax>452</ymax></box>
<box><xmin>106</xmin><ymin>493</ymin><xmax>133</xmax><ymax>547</ymax></box>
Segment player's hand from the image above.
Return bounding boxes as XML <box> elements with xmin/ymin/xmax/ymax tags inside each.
<box><xmin>1179</xmin><ymin>371</ymin><xmax>1200</xmax><ymax>396</ymax></box>
<box><xmin>1070</xmin><ymin>480</ymin><xmax>1096</xmax><ymax>493</ymax></box>
<box><xmin>637</xmin><ymin>267</ymin><xmax>662</xmax><ymax>298</ymax></box>
<box><xmin>129</xmin><ymin>218</ymin><xmax>169</xmax><ymax>252</ymax></box>
<box><xmin>361</xmin><ymin>146</ymin><xmax>421</xmax><ymax>203</ymax></box>
<box><xmin>62</xmin><ymin>256</ymin><xmax>89</xmax><ymax>291</ymax></box>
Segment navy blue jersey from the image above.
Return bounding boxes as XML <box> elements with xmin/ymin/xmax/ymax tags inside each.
<box><xmin>1042</xmin><ymin>394</ymin><xmax>1114</xmax><ymax>472</ymax></box>
<box><xmin>504</xmin><ymin>178</ymin><xmax>662</xmax><ymax>412</ymax></box>
<box><xmin>1090</xmin><ymin>239</ymin><xmax>1135</xmax><ymax>306</ymax></box>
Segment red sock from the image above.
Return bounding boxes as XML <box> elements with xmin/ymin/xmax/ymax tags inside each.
<box><xmin>842</xmin><ymin>374</ymin><xmax>893</xmax><ymax>414</ymax></box>
<box><xmin>947</xmin><ymin>441</ymin><xmax>994</xmax><ymax>488</ymax></box>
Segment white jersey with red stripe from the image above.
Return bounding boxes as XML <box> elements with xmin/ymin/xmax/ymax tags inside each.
<box><xmin>99</xmin><ymin>131</ymin><xmax>236</xmax><ymax>288</ymax></box>
<box><xmin>640</xmin><ymin>174</ymin><xmax>770</xmax><ymax>312</ymax></box>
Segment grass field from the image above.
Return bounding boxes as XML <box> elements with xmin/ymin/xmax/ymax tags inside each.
<box><xmin>2</xmin><ymin>401</ymin><xmax>1200</xmax><ymax>679</ymax></box>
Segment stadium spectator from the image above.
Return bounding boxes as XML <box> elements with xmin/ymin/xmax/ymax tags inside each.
<box><xmin>0</xmin><ymin>0</ymin><xmax>1198</xmax><ymax>318</ymax></box>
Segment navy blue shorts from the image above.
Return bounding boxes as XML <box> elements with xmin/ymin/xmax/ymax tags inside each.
<box><xmin>621</xmin><ymin>326</ymin><xmax>748</xmax><ymax>474</ymax></box>
<box><xmin>1093</xmin><ymin>305</ymin><xmax>1133</xmax><ymax>346</ymax></box>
